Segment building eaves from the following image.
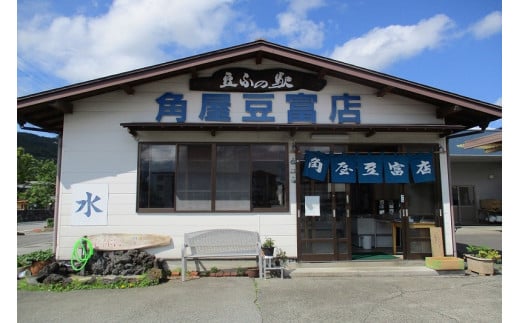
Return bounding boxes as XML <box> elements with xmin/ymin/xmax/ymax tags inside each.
<box><xmin>17</xmin><ymin>39</ymin><xmax>502</xmax><ymax>134</ymax></box>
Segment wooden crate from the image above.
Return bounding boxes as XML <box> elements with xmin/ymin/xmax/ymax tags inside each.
<box><xmin>425</xmin><ymin>256</ymin><xmax>465</xmax><ymax>270</ymax></box>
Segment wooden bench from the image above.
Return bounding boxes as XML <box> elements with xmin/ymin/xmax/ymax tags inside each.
<box><xmin>181</xmin><ymin>229</ymin><xmax>263</xmax><ymax>281</ymax></box>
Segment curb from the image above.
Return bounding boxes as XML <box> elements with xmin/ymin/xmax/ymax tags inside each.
<box><xmin>288</xmin><ymin>266</ymin><xmax>440</xmax><ymax>277</ymax></box>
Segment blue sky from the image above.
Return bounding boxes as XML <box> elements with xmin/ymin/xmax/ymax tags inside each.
<box><xmin>16</xmin><ymin>0</ymin><xmax>505</xmax><ymax>135</ymax></box>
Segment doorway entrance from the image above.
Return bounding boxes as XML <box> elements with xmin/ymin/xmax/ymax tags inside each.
<box><xmin>295</xmin><ymin>143</ymin><xmax>443</xmax><ymax>262</ymax></box>
<box><xmin>296</xmin><ymin>145</ymin><xmax>351</xmax><ymax>261</ymax></box>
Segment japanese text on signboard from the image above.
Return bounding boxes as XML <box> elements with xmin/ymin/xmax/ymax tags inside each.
<box><xmin>155</xmin><ymin>92</ymin><xmax>361</xmax><ymax>124</ymax></box>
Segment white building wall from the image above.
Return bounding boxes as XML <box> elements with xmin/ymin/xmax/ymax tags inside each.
<box><xmin>55</xmin><ymin>59</ymin><xmax>448</xmax><ymax>261</ymax></box>
<box><xmin>451</xmin><ymin>161</ymin><xmax>502</xmax><ymax>201</ymax></box>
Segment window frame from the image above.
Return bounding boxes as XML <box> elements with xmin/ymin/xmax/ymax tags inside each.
<box><xmin>136</xmin><ymin>142</ymin><xmax>289</xmax><ymax>213</ymax></box>
<box><xmin>137</xmin><ymin>143</ymin><xmax>176</xmax><ymax>213</ymax></box>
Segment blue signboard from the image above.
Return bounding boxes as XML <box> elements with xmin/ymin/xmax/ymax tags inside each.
<box><xmin>330</xmin><ymin>154</ymin><xmax>357</xmax><ymax>183</ymax></box>
<box><xmin>356</xmin><ymin>154</ymin><xmax>383</xmax><ymax>183</ymax></box>
<box><xmin>302</xmin><ymin>152</ymin><xmax>435</xmax><ymax>184</ymax></box>
<box><xmin>383</xmin><ymin>155</ymin><xmax>410</xmax><ymax>183</ymax></box>
<box><xmin>303</xmin><ymin>151</ymin><xmax>330</xmax><ymax>181</ymax></box>
<box><xmin>410</xmin><ymin>153</ymin><xmax>435</xmax><ymax>183</ymax></box>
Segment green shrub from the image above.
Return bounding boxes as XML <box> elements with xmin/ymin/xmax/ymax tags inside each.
<box><xmin>262</xmin><ymin>237</ymin><xmax>275</xmax><ymax>248</ymax></box>
<box><xmin>17</xmin><ymin>272</ymin><xmax>161</xmax><ymax>292</ymax></box>
<box><xmin>466</xmin><ymin>245</ymin><xmax>501</xmax><ymax>260</ymax></box>
<box><xmin>17</xmin><ymin>249</ymin><xmax>54</xmax><ymax>267</ymax></box>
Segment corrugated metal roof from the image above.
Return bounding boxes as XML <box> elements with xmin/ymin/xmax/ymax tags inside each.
<box><xmin>448</xmin><ymin>129</ymin><xmax>502</xmax><ymax>156</ymax></box>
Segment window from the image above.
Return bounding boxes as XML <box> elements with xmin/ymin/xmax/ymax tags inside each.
<box><xmin>138</xmin><ymin>144</ymin><xmax>176</xmax><ymax>210</ymax></box>
<box><xmin>452</xmin><ymin>185</ymin><xmax>475</xmax><ymax>206</ymax></box>
<box><xmin>137</xmin><ymin>143</ymin><xmax>288</xmax><ymax>212</ymax></box>
<box><xmin>251</xmin><ymin>145</ymin><xmax>287</xmax><ymax>209</ymax></box>
<box><xmin>176</xmin><ymin>144</ymin><xmax>212</xmax><ymax>211</ymax></box>
<box><xmin>216</xmin><ymin>145</ymin><xmax>250</xmax><ymax>211</ymax></box>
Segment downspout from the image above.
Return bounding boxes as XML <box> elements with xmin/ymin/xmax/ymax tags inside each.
<box><xmin>444</xmin><ymin>137</ymin><xmax>457</xmax><ymax>257</ymax></box>
<box><xmin>52</xmin><ymin>134</ymin><xmax>63</xmax><ymax>259</ymax></box>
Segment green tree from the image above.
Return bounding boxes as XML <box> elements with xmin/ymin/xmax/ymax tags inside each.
<box><xmin>17</xmin><ymin>147</ymin><xmax>57</xmax><ymax>209</ymax></box>
<box><xmin>17</xmin><ymin>147</ymin><xmax>37</xmax><ymax>185</ymax></box>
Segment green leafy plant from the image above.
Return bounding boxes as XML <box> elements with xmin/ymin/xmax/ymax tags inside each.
<box><xmin>466</xmin><ymin>245</ymin><xmax>501</xmax><ymax>261</ymax></box>
<box><xmin>17</xmin><ymin>273</ymin><xmax>160</xmax><ymax>292</ymax></box>
<box><xmin>275</xmin><ymin>248</ymin><xmax>288</xmax><ymax>267</ymax></box>
<box><xmin>237</xmin><ymin>267</ymin><xmax>246</xmax><ymax>276</ymax></box>
<box><xmin>45</xmin><ymin>218</ymin><xmax>54</xmax><ymax>228</ymax></box>
<box><xmin>276</xmin><ymin>248</ymin><xmax>288</xmax><ymax>262</ymax></box>
<box><xmin>262</xmin><ymin>237</ymin><xmax>275</xmax><ymax>248</ymax></box>
<box><xmin>17</xmin><ymin>147</ymin><xmax>57</xmax><ymax>209</ymax></box>
<box><xmin>17</xmin><ymin>249</ymin><xmax>54</xmax><ymax>267</ymax></box>
<box><xmin>210</xmin><ymin>266</ymin><xmax>219</xmax><ymax>273</ymax></box>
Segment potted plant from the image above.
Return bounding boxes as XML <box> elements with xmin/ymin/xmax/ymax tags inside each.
<box><xmin>464</xmin><ymin>245</ymin><xmax>501</xmax><ymax>275</ymax></box>
<box><xmin>275</xmin><ymin>248</ymin><xmax>288</xmax><ymax>267</ymax></box>
<box><xmin>169</xmin><ymin>267</ymin><xmax>182</xmax><ymax>278</ymax></box>
<box><xmin>245</xmin><ymin>267</ymin><xmax>259</xmax><ymax>278</ymax></box>
<box><xmin>188</xmin><ymin>270</ymin><xmax>200</xmax><ymax>278</ymax></box>
<box><xmin>209</xmin><ymin>266</ymin><xmax>219</xmax><ymax>277</ymax></box>
<box><xmin>237</xmin><ymin>266</ymin><xmax>246</xmax><ymax>277</ymax></box>
<box><xmin>262</xmin><ymin>237</ymin><xmax>275</xmax><ymax>256</ymax></box>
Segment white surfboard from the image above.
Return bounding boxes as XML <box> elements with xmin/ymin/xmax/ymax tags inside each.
<box><xmin>87</xmin><ymin>233</ymin><xmax>172</xmax><ymax>251</ymax></box>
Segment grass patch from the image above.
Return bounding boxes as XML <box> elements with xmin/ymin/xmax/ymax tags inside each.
<box><xmin>17</xmin><ymin>274</ymin><xmax>161</xmax><ymax>292</ymax></box>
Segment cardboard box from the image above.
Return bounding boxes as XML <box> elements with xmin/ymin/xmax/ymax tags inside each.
<box><xmin>425</xmin><ymin>257</ymin><xmax>465</xmax><ymax>271</ymax></box>
<box><xmin>479</xmin><ymin>199</ymin><xmax>501</xmax><ymax>211</ymax></box>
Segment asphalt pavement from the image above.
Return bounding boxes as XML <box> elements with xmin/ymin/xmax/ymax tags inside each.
<box><xmin>17</xmin><ymin>221</ymin><xmax>54</xmax><ymax>255</ymax></box>
<box><xmin>17</xmin><ymin>274</ymin><xmax>502</xmax><ymax>322</ymax></box>
<box><xmin>454</xmin><ymin>225</ymin><xmax>502</xmax><ymax>254</ymax></box>
<box><xmin>17</xmin><ymin>222</ymin><xmax>504</xmax><ymax>322</ymax></box>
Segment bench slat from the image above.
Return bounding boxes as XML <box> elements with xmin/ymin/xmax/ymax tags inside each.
<box><xmin>181</xmin><ymin>229</ymin><xmax>263</xmax><ymax>281</ymax></box>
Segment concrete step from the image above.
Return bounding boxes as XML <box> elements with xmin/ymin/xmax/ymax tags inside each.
<box><xmin>284</xmin><ymin>260</ymin><xmax>464</xmax><ymax>277</ymax></box>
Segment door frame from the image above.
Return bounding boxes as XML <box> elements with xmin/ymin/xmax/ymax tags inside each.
<box><xmin>295</xmin><ymin>143</ymin><xmax>444</xmax><ymax>261</ymax></box>
<box><xmin>295</xmin><ymin>144</ymin><xmax>352</xmax><ymax>261</ymax></box>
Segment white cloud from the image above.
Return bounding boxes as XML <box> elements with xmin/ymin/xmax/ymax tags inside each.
<box><xmin>329</xmin><ymin>14</ymin><xmax>454</xmax><ymax>71</ymax></box>
<box><xmin>17</xmin><ymin>0</ymin><xmax>236</xmax><ymax>84</ymax></box>
<box><xmin>253</xmin><ymin>0</ymin><xmax>325</xmax><ymax>49</ymax></box>
<box><xmin>469</xmin><ymin>11</ymin><xmax>501</xmax><ymax>39</ymax></box>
